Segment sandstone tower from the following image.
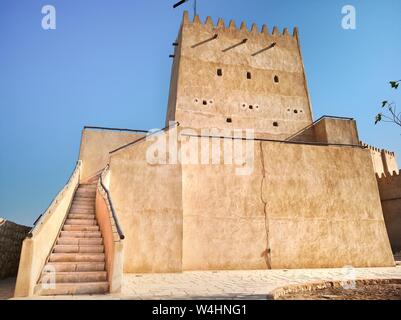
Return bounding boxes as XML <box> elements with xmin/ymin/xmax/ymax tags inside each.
<box><xmin>15</xmin><ymin>11</ymin><xmax>397</xmax><ymax>298</ymax></box>
<box><xmin>166</xmin><ymin>11</ymin><xmax>313</xmax><ymax>139</ymax></box>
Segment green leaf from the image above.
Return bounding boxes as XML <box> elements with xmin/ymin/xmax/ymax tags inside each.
<box><xmin>382</xmin><ymin>101</ymin><xmax>388</xmax><ymax>108</ymax></box>
<box><xmin>375</xmin><ymin>114</ymin><xmax>382</xmax><ymax>125</ymax></box>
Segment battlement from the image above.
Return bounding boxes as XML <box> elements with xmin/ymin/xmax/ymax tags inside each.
<box><xmin>167</xmin><ymin>11</ymin><xmax>313</xmax><ymax>139</ymax></box>
<box><xmin>362</xmin><ymin>140</ymin><xmax>399</xmax><ymax>176</ymax></box>
<box><xmin>376</xmin><ymin>169</ymin><xmax>401</xmax><ymax>180</ymax></box>
<box><xmin>182</xmin><ymin>11</ymin><xmax>298</xmax><ymax>39</ymax></box>
<box><xmin>361</xmin><ymin>141</ymin><xmax>395</xmax><ymax>156</ymax></box>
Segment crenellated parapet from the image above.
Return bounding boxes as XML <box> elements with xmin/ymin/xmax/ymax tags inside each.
<box><xmin>167</xmin><ymin>11</ymin><xmax>313</xmax><ymax>138</ymax></box>
<box><xmin>361</xmin><ymin>141</ymin><xmax>396</xmax><ymax>156</ymax></box>
<box><xmin>376</xmin><ymin>169</ymin><xmax>401</xmax><ymax>180</ymax></box>
<box><xmin>376</xmin><ymin>165</ymin><xmax>401</xmax><ymax>254</ymax></box>
<box><xmin>182</xmin><ymin>11</ymin><xmax>299</xmax><ymax>39</ymax></box>
<box><xmin>361</xmin><ymin>141</ymin><xmax>398</xmax><ymax>176</ymax></box>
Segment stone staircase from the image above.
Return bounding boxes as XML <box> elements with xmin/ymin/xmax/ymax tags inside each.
<box><xmin>35</xmin><ymin>182</ymin><xmax>109</xmax><ymax>296</ymax></box>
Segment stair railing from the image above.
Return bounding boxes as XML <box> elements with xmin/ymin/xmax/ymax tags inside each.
<box><xmin>98</xmin><ymin>165</ymin><xmax>125</xmax><ymax>240</ymax></box>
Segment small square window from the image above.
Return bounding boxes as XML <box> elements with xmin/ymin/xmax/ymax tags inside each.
<box><xmin>217</xmin><ymin>69</ymin><xmax>223</xmax><ymax>76</ymax></box>
<box><xmin>273</xmin><ymin>121</ymin><xmax>279</xmax><ymax>127</ymax></box>
<box><xmin>247</xmin><ymin>72</ymin><xmax>252</xmax><ymax>79</ymax></box>
<box><xmin>226</xmin><ymin>118</ymin><xmax>232</xmax><ymax>123</ymax></box>
<box><xmin>203</xmin><ymin>100</ymin><xmax>207</xmax><ymax>105</ymax></box>
<box><xmin>274</xmin><ymin>75</ymin><xmax>279</xmax><ymax>83</ymax></box>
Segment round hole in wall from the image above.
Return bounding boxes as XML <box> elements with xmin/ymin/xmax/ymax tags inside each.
<box><xmin>287</xmin><ymin>108</ymin><xmax>291</xmax><ymax>112</ymax></box>
<box><xmin>195</xmin><ymin>98</ymin><xmax>199</xmax><ymax>103</ymax></box>
<box><xmin>249</xmin><ymin>105</ymin><xmax>253</xmax><ymax>110</ymax></box>
<box><xmin>209</xmin><ymin>100</ymin><xmax>213</xmax><ymax>104</ymax></box>
<box><xmin>294</xmin><ymin>109</ymin><xmax>298</xmax><ymax>114</ymax></box>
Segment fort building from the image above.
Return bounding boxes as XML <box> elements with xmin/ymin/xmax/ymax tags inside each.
<box><xmin>15</xmin><ymin>11</ymin><xmax>398</xmax><ymax>297</ymax></box>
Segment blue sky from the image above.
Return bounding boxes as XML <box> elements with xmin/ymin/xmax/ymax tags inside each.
<box><xmin>0</xmin><ymin>0</ymin><xmax>400</xmax><ymax>226</ymax></box>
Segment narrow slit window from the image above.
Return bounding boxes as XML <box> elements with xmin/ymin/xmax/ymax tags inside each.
<box><xmin>274</xmin><ymin>75</ymin><xmax>279</xmax><ymax>83</ymax></box>
<box><xmin>247</xmin><ymin>72</ymin><xmax>252</xmax><ymax>79</ymax></box>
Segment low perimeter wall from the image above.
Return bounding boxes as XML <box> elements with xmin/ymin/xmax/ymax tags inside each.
<box><xmin>0</xmin><ymin>218</ymin><xmax>30</xmax><ymax>279</ymax></box>
<box><xmin>377</xmin><ymin>170</ymin><xmax>401</xmax><ymax>254</ymax></box>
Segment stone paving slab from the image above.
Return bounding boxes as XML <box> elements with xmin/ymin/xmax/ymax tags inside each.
<box><xmin>120</xmin><ymin>266</ymin><xmax>401</xmax><ymax>300</ymax></box>
<box><xmin>9</xmin><ymin>265</ymin><xmax>401</xmax><ymax>300</ymax></box>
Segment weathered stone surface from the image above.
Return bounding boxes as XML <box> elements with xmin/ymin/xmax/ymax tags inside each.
<box><xmin>0</xmin><ymin>218</ymin><xmax>30</xmax><ymax>279</ymax></box>
<box><xmin>376</xmin><ymin>170</ymin><xmax>401</xmax><ymax>253</ymax></box>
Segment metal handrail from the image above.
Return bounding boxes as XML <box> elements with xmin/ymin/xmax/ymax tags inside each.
<box><xmin>109</xmin><ymin>122</ymin><xmax>180</xmax><ymax>155</ymax></box>
<box><xmin>27</xmin><ymin>160</ymin><xmax>82</xmax><ymax>238</ymax></box>
<box><xmin>84</xmin><ymin>126</ymin><xmax>149</xmax><ymax>134</ymax></box>
<box><xmin>285</xmin><ymin>115</ymin><xmax>355</xmax><ymax>142</ymax></box>
<box><xmin>180</xmin><ymin>133</ymin><xmax>364</xmax><ymax>149</ymax></box>
<box><xmin>98</xmin><ymin>167</ymin><xmax>125</xmax><ymax>240</ymax></box>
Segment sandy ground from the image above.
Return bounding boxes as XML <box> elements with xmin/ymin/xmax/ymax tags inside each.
<box><xmin>278</xmin><ymin>283</ymin><xmax>401</xmax><ymax>300</ymax></box>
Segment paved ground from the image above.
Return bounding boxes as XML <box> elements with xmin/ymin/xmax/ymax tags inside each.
<box><xmin>7</xmin><ymin>265</ymin><xmax>401</xmax><ymax>300</ymax></box>
<box><xmin>120</xmin><ymin>266</ymin><xmax>401</xmax><ymax>300</ymax></box>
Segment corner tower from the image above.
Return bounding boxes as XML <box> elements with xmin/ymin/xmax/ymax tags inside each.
<box><xmin>166</xmin><ymin>11</ymin><xmax>313</xmax><ymax>139</ymax></box>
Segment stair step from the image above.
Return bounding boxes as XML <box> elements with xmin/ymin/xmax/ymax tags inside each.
<box><xmin>49</xmin><ymin>253</ymin><xmax>105</xmax><ymax>263</ymax></box>
<box><xmin>39</xmin><ymin>271</ymin><xmax>107</xmax><ymax>284</ymax></box>
<box><xmin>75</xmin><ymin>191</ymin><xmax>96</xmax><ymax>197</ymax></box>
<box><xmin>45</xmin><ymin>262</ymin><xmax>105</xmax><ymax>272</ymax></box>
<box><xmin>53</xmin><ymin>245</ymin><xmax>104</xmax><ymax>253</ymax></box>
<box><xmin>71</xmin><ymin>204</ymin><xmax>95</xmax><ymax>209</ymax></box>
<box><xmin>79</xmin><ymin>184</ymin><xmax>97</xmax><ymax>188</ymax></box>
<box><xmin>57</xmin><ymin>238</ymin><xmax>103</xmax><ymax>245</ymax></box>
<box><xmin>60</xmin><ymin>231</ymin><xmax>101</xmax><ymax>238</ymax></box>
<box><xmin>35</xmin><ymin>282</ymin><xmax>109</xmax><ymax>296</ymax></box>
<box><xmin>73</xmin><ymin>197</ymin><xmax>95</xmax><ymax>202</ymax></box>
<box><xmin>74</xmin><ymin>194</ymin><xmax>96</xmax><ymax>200</ymax></box>
<box><xmin>77</xmin><ymin>186</ymin><xmax>97</xmax><ymax>191</ymax></box>
<box><xmin>69</xmin><ymin>208</ymin><xmax>95</xmax><ymax>214</ymax></box>
<box><xmin>65</xmin><ymin>219</ymin><xmax>96</xmax><ymax>226</ymax></box>
<box><xmin>63</xmin><ymin>225</ymin><xmax>99</xmax><ymax>232</ymax></box>
<box><xmin>68</xmin><ymin>213</ymin><xmax>96</xmax><ymax>220</ymax></box>
<box><xmin>72</xmin><ymin>200</ymin><xmax>95</xmax><ymax>206</ymax></box>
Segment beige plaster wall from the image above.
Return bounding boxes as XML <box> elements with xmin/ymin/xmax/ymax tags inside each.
<box><xmin>108</xmin><ymin>133</ymin><xmax>183</xmax><ymax>273</ymax></box>
<box><xmin>79</xmin><ymin>129</ymin><xmax>145</xmax><ymax>182</ymax></box>
<box><xmin>103</xmin><ymin>130</ymin><xmax>393</xmax><ymax>272</ymax></box>
<box><xmin>377</xmin><ymin>171</ymin><xmax>401</xmax><ymax>253</ymax></box>
<box><xmin>14</xmin><ymin>162</ymin><xmax>81</xmax><ymax>297</ymax></box>
<box><xmin>95</xmin><ymin>174</ymin><xmax>123</xmax><ymax>293</ymax></box>
<box><xmin>382</xmin><ymin>151</ymin><xmax>399</xmax><ymax>175</ymax></box>
<box><xmin>167</xmin><ymin>12</ymin><xmax>313</xmax><ymax>139</ymax></box>
<box><xmin>314</xmin><ymin>119</ymin><xmax>359</xmax><ymax>145</ymax></box>
<box><xmin>369</xmin><ymin>147</ymin><xmax>386</xmax><ymax>176</ymax></box>
<box><xmin>181</xmin><ymin>138</ymin><xmax>394</xmax><ymax>270</ymax></box>
<box><xmin>289</xmin><ymin>118</ymin><xmax>359</xmax><ymax>146</ymax></box>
